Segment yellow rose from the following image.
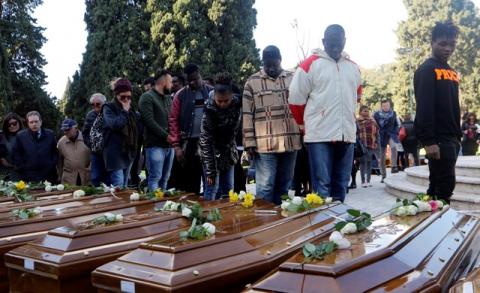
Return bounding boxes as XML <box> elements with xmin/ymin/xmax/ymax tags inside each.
<box><xmin>306</xmin><ymin>193</ymin><xmax>324</xmax><ymax>205</ymax></box>
<box><xmin>15</xmin><ymin>181</ymin><xmax>26</xmax><ymax>191</ymax></box>
<box><xmin>242</xmin><ymin>197</ymin><xmax>254</xmax><ymax>208</ymax></box>
<box><xmin>422</xmin><ymin>195</ymin><xmax>430</xmax><ymax>202</ymax></box>
<box><xmin>229</xmin><ymin>190</ymin><xmax>239</xmax><ymax>203</ymax></box>
<box><xmin>154</xmin><ymin>189</ymin><xmax>164</xmax><ymax>199</ymax></box>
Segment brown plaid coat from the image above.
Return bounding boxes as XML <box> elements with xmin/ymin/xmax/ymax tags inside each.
<box><xmin>242</xmin><ymin>69</ymin><xmax>301</xmax><ymax>153</ymax></box>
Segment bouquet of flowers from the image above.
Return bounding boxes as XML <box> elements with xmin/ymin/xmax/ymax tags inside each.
<box><xmin>229</xmin><ymin>190</ymin><xmax>256</xmax><ymax>208</ymax></box>
<box><xmin>0</xmin><ymin>180</ymin><xmax>32</xmax><ymax>202</ymax></box>
<box><xmin>280</xmin><ymin>193</ymin><xmax>332</xmax><ymax>213</ymax></box>
<box><xmin>12</xmin><ymin>207</ymin><xmax>42</xmax><ymax>219</ymax></box>
<box><xmin>392</xmin><ymin>194</ymin><xmax>448</xmax><ymax>217</ymax></box>
<box><xmin>92</xmin><ymin>212</ymin><xmax>124</xmax><ymax>225</ymax></box>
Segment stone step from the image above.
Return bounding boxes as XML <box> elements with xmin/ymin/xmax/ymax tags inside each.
<box><xmin>455</xmin><ymin>156</ymin><xmax>480</xmax><ymax>178</ymax></box>
<box><xmin>404</xmin><ymin>166</ymin><xmax>480</xmax><ymax>194</ymax></box>
<box><xmin>384</xmin><ymin>172</ymin><xmax>480</xmax><ymax>204</ymax></box>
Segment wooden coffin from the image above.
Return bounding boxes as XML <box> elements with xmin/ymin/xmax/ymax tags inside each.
<box><xmin>5</xmin><ymin>199</ymin><xmax>274</xmax><ymax>293</ymax></box>
<box><xmin>0</xmin><ymin>189</ymin><xmax>91</xmax><ymax>205</ymax></box>
<box><xmin>0</xmin><ymin>191</ymin><xmax>194</xmax><ymax>292</ymax></box>
<box><xmin>90</xmin><ymin>202</ymin><xmax>350</xmax><ymax>293</ymax></box>
<box><xmin>248</xmin><ymin>207</ymin><xmax>480</xmax><ymax>293</ymax></box>
<box><xmin>0</xmin><ymin>190</ymin><xmax>115</xmax><ymax>213</ymax></box>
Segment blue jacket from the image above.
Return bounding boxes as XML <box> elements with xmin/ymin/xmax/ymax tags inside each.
<box><xmin>12</xmin><ymin>128</ymin><xmax>58</xmax><ymax>182</ymax></box>
<box><xmin>374</xmin><ymin>110</ymin><xmax>400</xmax><ymax>147</ymax></box>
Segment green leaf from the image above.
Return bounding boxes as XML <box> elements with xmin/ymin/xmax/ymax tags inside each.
<box><xmin>347</xmin><ymin>209</ymin><xmax>361</xmax><ymax>218</ymax></box>
<box><xmin>280</xmin><ymin>194</ymin><xmax>289</xmax><ymax>201</ymax></box>
<box><xmin>335</xmin><ymin>221</ymin><xmax>347</xmax><ymax>231</ymax></box>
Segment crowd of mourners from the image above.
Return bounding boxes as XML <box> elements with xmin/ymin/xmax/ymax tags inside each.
<box><xmin>0</xmin><ymin>21</ymin><xmax>469</xmax><ymax>205</ymax></box>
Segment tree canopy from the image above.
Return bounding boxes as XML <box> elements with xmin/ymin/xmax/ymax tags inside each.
<box><xmin>0</xmin><ymin>0</ymin><xmax>62</xmax><ymax>130</ymax></box>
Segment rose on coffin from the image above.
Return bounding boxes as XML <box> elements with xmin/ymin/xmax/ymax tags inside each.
<box><xmin>392</xmin><ymin>194</ymin><xmax>448</xmax><ymax>217</ymax></box>
<box><xmin>280</xmin><ymin>193</ymin><xmax>333</xmax><ymax>214</ymax></box>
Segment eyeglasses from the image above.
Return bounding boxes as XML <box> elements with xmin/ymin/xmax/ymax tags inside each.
<box><xmin>119</xmin><ymin>95</ymin><xmax>132</xmax><ymax>101</ymax></box>
<box><xmin>91</xmin><ymin>102</ymin><xmax>102</xmax><ymax>107</ymax></box>
<box><xmin>8</xmin><ymin>121</ymin><xmax>18</xmax><ymax>127</ymax></box>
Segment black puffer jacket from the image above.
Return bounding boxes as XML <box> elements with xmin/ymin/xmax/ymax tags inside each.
<box><xmin>200</xmin><ymin>94</ymin><xmax>241</xmax><ymax>178</ymax></box>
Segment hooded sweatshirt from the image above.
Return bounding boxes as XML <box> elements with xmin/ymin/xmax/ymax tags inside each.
<box><xmin>288</xmin><ymin>49</ymin><xmax>362</xmax><ymax>143</ymax></box>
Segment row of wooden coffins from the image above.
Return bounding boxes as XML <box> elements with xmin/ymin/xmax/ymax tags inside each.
<box><xmin>1</xmin><ymin>182</ymin><xmax>480</xmax><ymax>292</ymax></box>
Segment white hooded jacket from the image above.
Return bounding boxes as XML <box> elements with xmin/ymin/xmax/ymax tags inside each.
<box><xmin>288</xmin><ymin>49</ymin><xmax>362</xmax><ymax>143</ymax></box>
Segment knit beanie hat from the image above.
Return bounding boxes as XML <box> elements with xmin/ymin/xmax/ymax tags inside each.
<box><xmin>113</xmin><ymin>78</ymin><xmax>132</xmax><ymax>95</ymax></box>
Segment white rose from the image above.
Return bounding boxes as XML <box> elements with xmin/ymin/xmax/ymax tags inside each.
<box><xmin>436</xmin><ymin>200</ymin><xmax>444</xmax><ymax>209</ymax></box>
<box><xmin>292</xmin><ymin>196</ymin><xmax>303</xmax><ymax>205</ymax></box>
<box><xmin>405</xmin><ymin>205</ymin><xmax>418</xmax><ymax>216</ymax></box>
<box><xmin>115</xmin><ymin>214</ymin><xmax>123</xmax><ymax>222</ymax></box>
<box><xmin>56</xmin><ymin>184</ymin><xmax>65</xmax><ymax>191</ymax></box>
<box><xmin>181</xmin><ymin>207</ymin><xmax>192</xmax><ymax>218</ymax></box>
<box><xmin>333</xmin><ymin>237</ymin><xmax>352</xmax><ymax>249</ymax></box>
<box><xmin>238</xmin><ymin>191</ymin><xmax>246</xmax><ymax>200</ymax></box>
<box><xmin>162</xmin><ymin>201</ymin><xmax>173</xmax><ymax>210</ymax></box>
<box><xmin>73</xmin><ymin>190</ymin><xmax>86</xmax><ymax>199</ymax></box>
<box><xmin>44</xmin><ymin>180</ymin><xmax>52</xmax><ymax>187</ymax></box>
<box><xmin>139</xmin><ymin>173</ymin><xmax>146</xmax><ymax>181</ymax></box>
<box><xmin>45</xmin><ymin>185</ymin><xmax>53</xmax><ymax>192</ymax></box>
<box><xmin>395</xmin><ymin>206</ymin><xmax>407</xmax><ymax>216</ymax></box>
<box><xmin>281</xmin><ymin>201</ymin><xmax>290</xmax><ymax>210</ymax></box>
<box><xmin>104</xmin><ymin>213</ymin><xmax>116</xmax><ymax>222</ymax></box>
<box><xmin>325</xmin><ymin>197</ymin><xmax>333</xmax><ymax>204</ymax></box>
<box><xmin>101</xmin><ymin>183</ymin><xmax>112</xmax><ymax>193</ymax></box>
<box><xmin>130</xmin><ymin>192</ymin><xmax>140</xmax><ymax>201</ymax></box>
<box><xmin>171</xmin><ymin>202</ymin><xmax>180</xmax><ymax>211</ymax></box>
<box><xmin>202</xmin><ymin>222</ymin><xmax>216</xmax><ymax>235</ymax></box>
<box><xmin>329</xmin><ymin>231</ymin><xmax>343</xmax><ymax>241</ymax></box>
<box><xmin>33</xmin><ymin>207</ymin><xmax>42</xmax><ymax>215</ymax></box>
<box><xmin>413</xmin><ymin>200</ymin><xmax>431</xmax><ymax>212</ymax></box>
<box><xmin>340</xmin><ymin>222</ymin><xmax>358</xmax><ymax>235</ymax></box>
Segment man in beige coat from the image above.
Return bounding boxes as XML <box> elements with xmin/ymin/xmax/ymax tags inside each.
<box><xmin>57</xmin><ymin>119</ymin><xmax>91</xmax><ymax>185</ymax></box>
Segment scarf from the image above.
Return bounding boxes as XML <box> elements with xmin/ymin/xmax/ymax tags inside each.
<box><xmin>377</xmin><ymin>110</ymin><xmax>394</xmax><ymax>128</ymax></box>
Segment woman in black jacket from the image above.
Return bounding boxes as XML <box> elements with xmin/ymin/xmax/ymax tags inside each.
<box><xmin>461</xmin><ymin>113</ymin><xmax>479</xmax><ymax>156</ymax></box>
<box><xmin>102</xmin><ymin>78</ymin><xmax>141</xmax><ymax>188</ymax></box>
<box><xmin>199</xmin><ymin>73</ymin><xmax>241</xmax><ymax>200</ymax></box>
<box><xmin>0</xmin><ymin>113</ymin><xmax>24</xmax><ymax>180</ymax></box>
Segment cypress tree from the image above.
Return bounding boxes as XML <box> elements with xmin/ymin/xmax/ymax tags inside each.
<box><xmin>394</xmin><ymin>0</ymin><xmax>480</xmax><ymax>116</ymax></box>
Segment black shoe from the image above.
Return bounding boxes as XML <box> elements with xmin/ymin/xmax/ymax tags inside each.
<box><xmin>348</xmin><ymin>183</ymin><xmax>357</xmax><ymax>189</ymax></box>
<box><xmin>391</xmin><ymin>167</ymin><xmax>399</xmax><ymax>174</ymax></box>
<box><xmin>381</xmin><ymin>177</ymin><xmax>385</xmax><ymax>183</ymax></box>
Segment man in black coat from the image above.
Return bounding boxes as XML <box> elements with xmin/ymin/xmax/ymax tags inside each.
<box><xmin>12</xmin><ymin>111</ymin><xmax>58</xmax><ymax>182</ymax></box>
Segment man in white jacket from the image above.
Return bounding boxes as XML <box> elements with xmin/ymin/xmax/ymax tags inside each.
<box><xmin>288</xmin><ymin>24</ymin><xmax>362</xmax><ymax>202</ymax></box>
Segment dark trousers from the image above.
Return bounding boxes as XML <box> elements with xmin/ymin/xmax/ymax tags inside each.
<box><xmin>427</xmin><ymin>138</ymin><xmax>460</xmax><ymax>203</ymax></box>
<box><xmin>293</xmin><ymin>145</ymin><xmax>310</xmax><ymax>196</ymax></box>
<box><xmin>233</xmin><ymin>150</ymin><xmax>246</xmax><ymax>193</ymax></box>
<box><xmin>170</xmin><ymin>138</ymin><xmax>203</xmax><ymax>194</ymax></box>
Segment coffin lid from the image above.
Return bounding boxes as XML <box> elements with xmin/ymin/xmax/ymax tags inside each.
<box><xmin>250</xmin><ymin>207</ymin><xmax>480</xmax><ymax>293</ymax></box>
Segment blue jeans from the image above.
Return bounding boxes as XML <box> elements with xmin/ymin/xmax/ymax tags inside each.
<box><xmin>203</xmin><ymin>166</ymin><xmax>234</xmax><ymax>201</ymax></box>
<box><xmin>145</xmin><ymin>147</ymin><xmax>174</xmax><ymax>191</ymax></box>
<box><xmin>255</xmin><ymin>152</ymin><xmax>297</xmax><ymax>205</ymax></box>
<box><xmin>110</xmin><ymin>163</ymin><xmax>133</xmax><ymax>188</ymax></box>
<box><xmin>307</xmin><ymin>142</ymin><xmax>354</xmax><ymax>202</ymax></box>
<box><xmin>91</xmin><ymin>153</ymin><xmax>110</xmax><ymax>187</ymax></box>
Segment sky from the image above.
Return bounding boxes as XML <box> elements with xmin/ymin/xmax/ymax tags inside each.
<box><xmin>33</xmin><ymin>0</ymin><xmax>480</xmax><ymax>99</ymax></box>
